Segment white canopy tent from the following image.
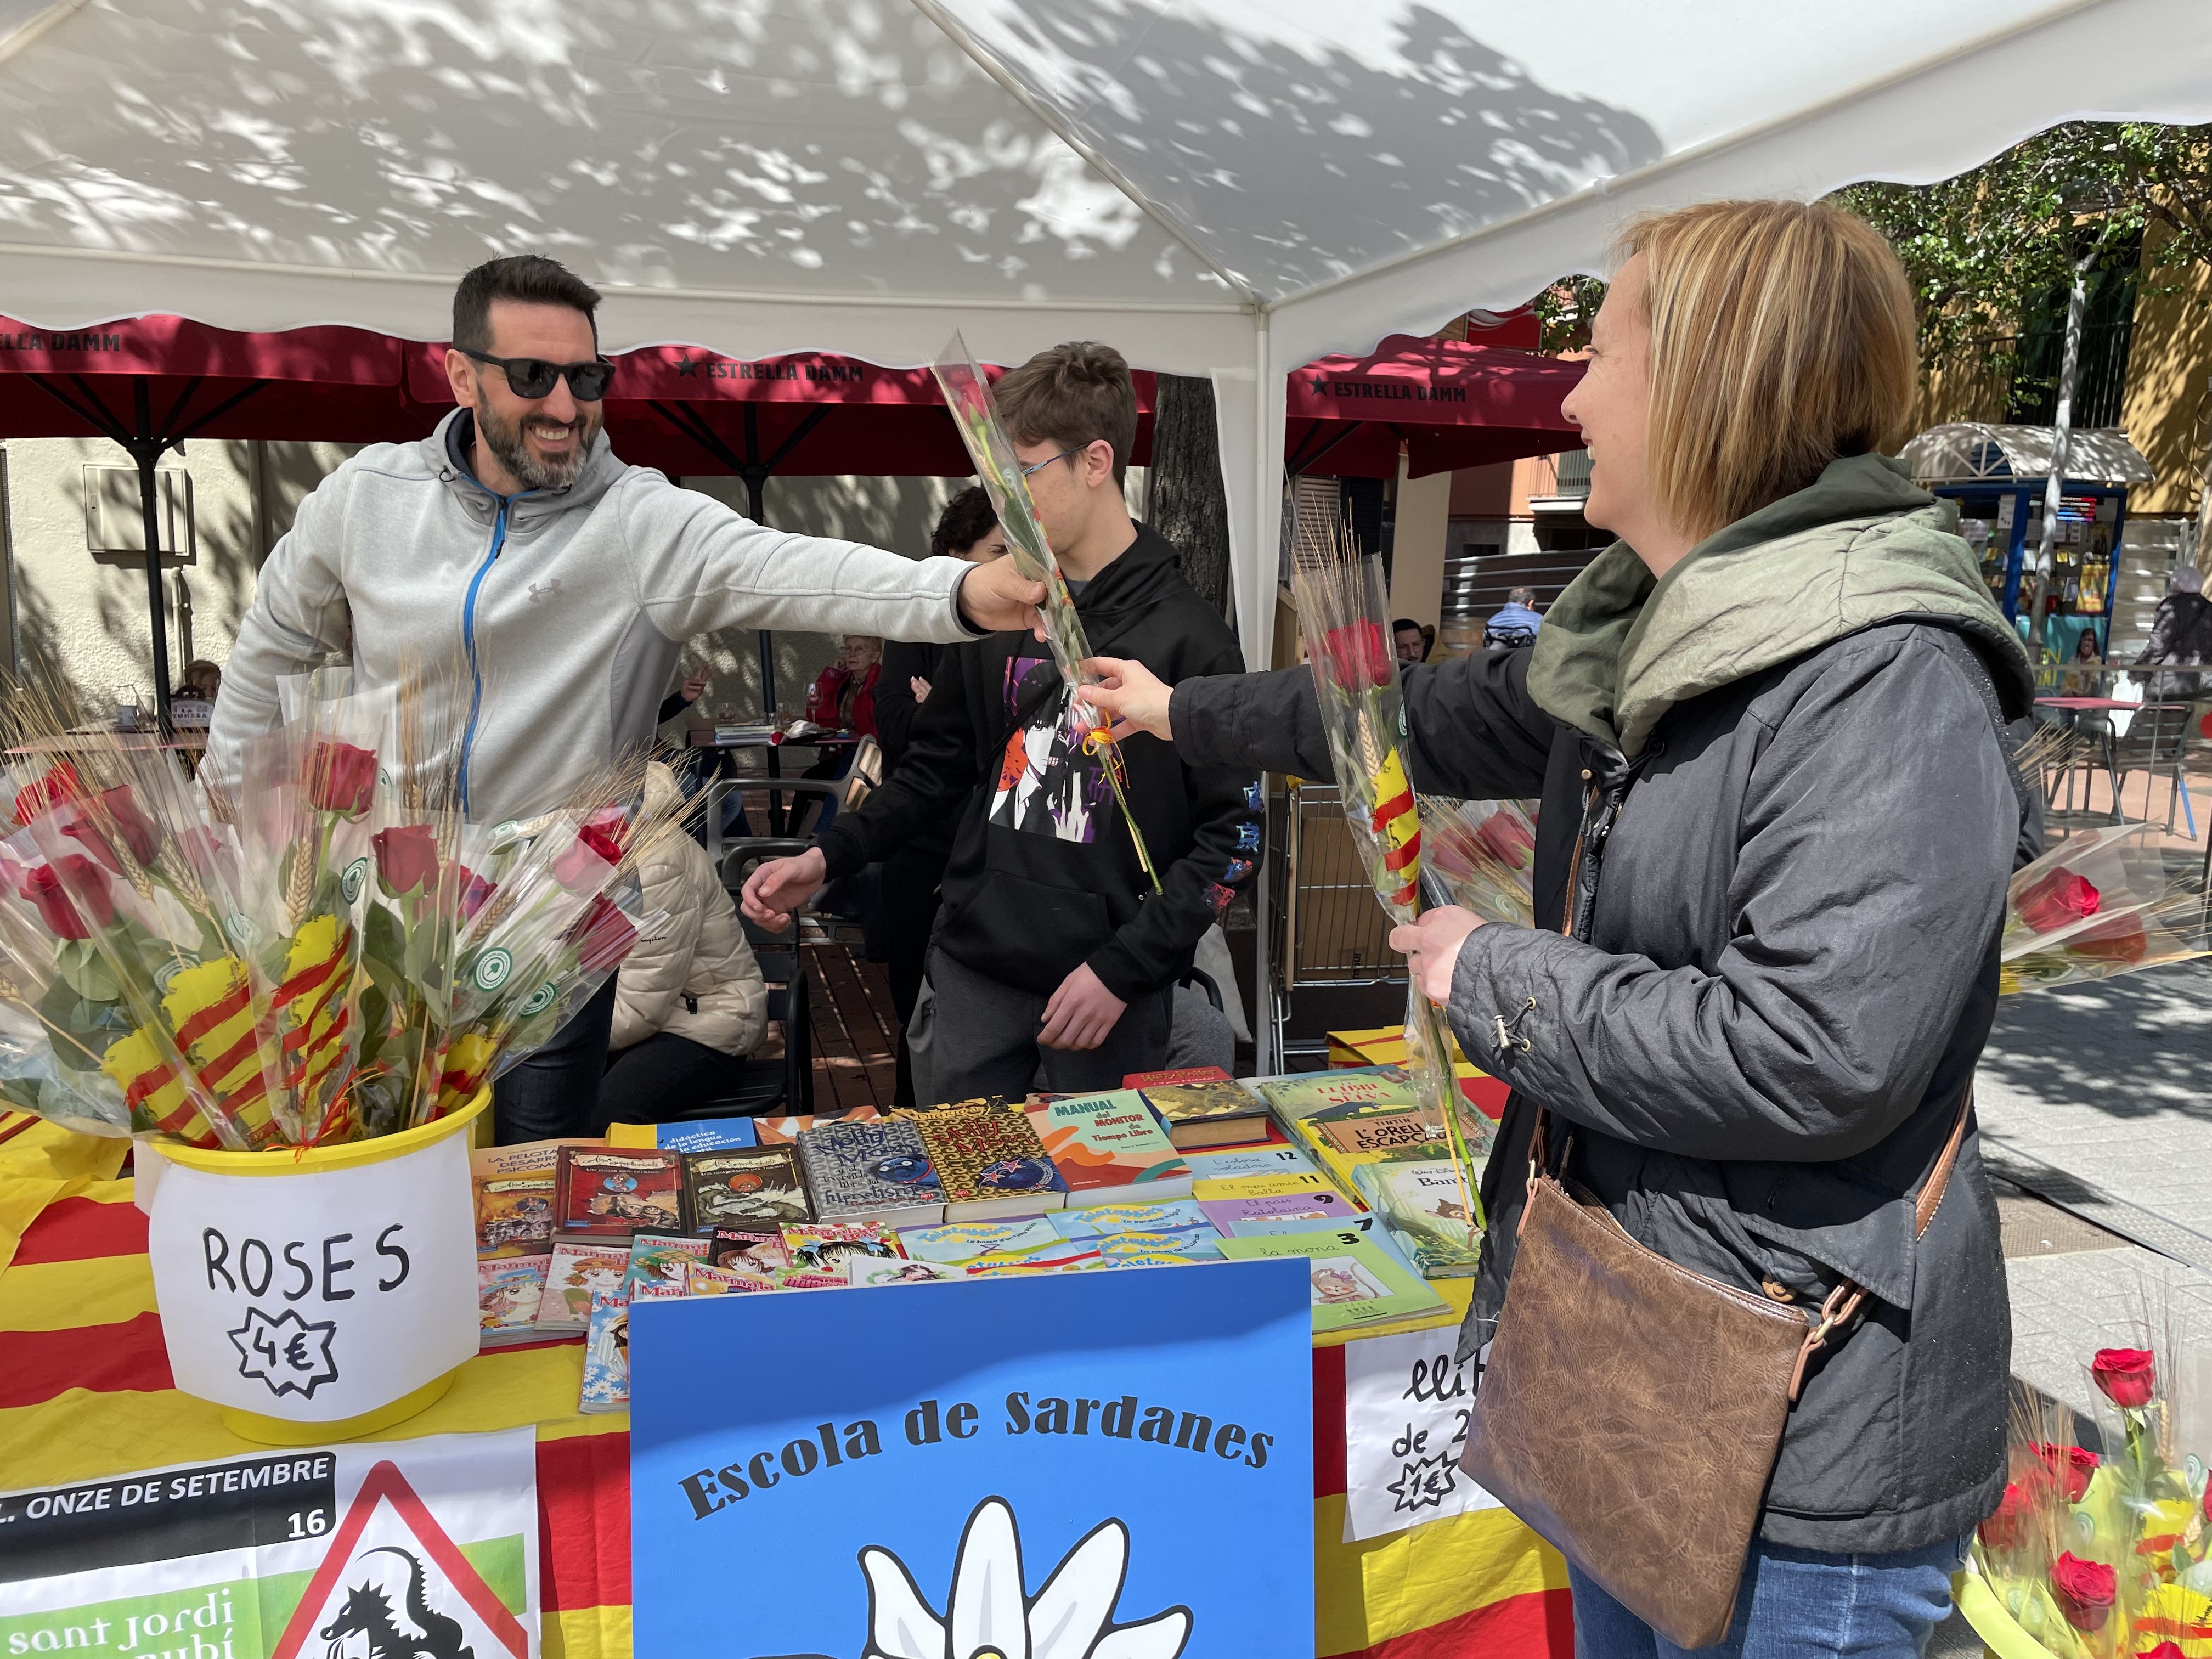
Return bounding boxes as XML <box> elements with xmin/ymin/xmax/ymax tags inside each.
<box><xmin>3</xmin><ymin>0</ymin><xmax>2210</xmax><ymax>1063</ymax></box>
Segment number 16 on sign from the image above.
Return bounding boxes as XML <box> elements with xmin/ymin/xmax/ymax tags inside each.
<box><xmin>1340</xmin><ymin>1329</ymin><xmax>1503</xmax><ymax>1542</ymax></box>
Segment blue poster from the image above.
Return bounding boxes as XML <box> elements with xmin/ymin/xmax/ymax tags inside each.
<box><xmin>629</xmin><ymin>1260</ymin><xmax>1313</xmax><ymax>1659</ymax></box>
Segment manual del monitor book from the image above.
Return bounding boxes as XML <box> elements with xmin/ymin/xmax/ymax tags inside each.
<box><xmin>1027</xmin><ymin>1090</ymin><xmax>1193</xmax><ymax>1205</ymax></box>
<box><xmin>1216</xmin><ymin>1228</ymin><xmax>1446</xmax><ymax>1334</ymax></box>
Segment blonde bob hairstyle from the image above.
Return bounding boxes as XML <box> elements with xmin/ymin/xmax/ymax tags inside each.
<box><xmin>1620</xmin><ymin>199</ymin><xmax>1918</xmax><ymax>541</ymax></box>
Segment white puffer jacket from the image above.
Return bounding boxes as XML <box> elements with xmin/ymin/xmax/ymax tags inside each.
<box><xmin>610</xmin><ymin>764</ymin><xmax>766</xmax><ymax>1058</ymax></box>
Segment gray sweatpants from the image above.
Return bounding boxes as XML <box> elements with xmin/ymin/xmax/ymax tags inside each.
<box><xmin>923</xmin><ymin>946</ymin><xmax>1173</xmax><ymax>1105</ymax></box>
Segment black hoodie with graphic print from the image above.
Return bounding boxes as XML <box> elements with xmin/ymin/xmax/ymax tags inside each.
<box><xmin>816</xmin><ymin>524</ymin><xmax>1257</xmax><ymax>1000</ymax></box>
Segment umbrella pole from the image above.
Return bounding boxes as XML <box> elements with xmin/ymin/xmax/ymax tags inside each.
<box><xmin>744</xmin><ymin>463</ymin><xmax>776</xmax><ymax>720</ymax></box>
<box><xmin>131</xmin><ymin>382</ymin><xmax>173</xmax><ymax>734</ymax></box>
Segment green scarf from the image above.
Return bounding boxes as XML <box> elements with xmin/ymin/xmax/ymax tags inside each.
<box><xmin>1526</xmin><ymin>454</ymin><xmax>2033</xmax><ymax>757</ymax></box>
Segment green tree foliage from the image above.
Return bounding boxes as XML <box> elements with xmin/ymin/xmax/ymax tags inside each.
<box><xmin>1832</xmin><ymin>122</ymin><xmax>2212</xmax><ymax>370</ymax></box>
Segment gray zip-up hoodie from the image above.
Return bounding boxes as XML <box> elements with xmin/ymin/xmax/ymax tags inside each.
<box><xmin>207</xmin><ymin>410</ymin><xmax>981</xmax><ymax>822</ymax></box>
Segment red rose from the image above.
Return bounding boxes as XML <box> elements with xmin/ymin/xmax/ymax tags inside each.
<box><xmin>1977</xmin><ymin>1481</ymin><xmax>2030</xmax><ymax>1553</ymax></box>
<box><xmin>551</xmin><ymin>826</ymin><xmax>621</xmax><ymax>893</ymax></box>
<box><xmin>2032</xmin><ymin>1443</ymin><xmax>2100</xmax><ymax>1504</ymax></box>
<box><xmin>372</xmin><ymin>825</ymin><xmax>439</xmax><ymax>898</ymax></box>
<box><xmin>2050</xmin><ymin>1553</ymin><xmax>2116</xmax><ymax>1632</ymax></box>
<box><xmin>570</xmin><ymin>894</ymin><xmax>639</xmax><ymax>972</ymax></box>
<box><xmin>1319</xmin><ymin>620</ymin><xmax>1395</xmax><ymax>691</ymax></box>
<box><xmin>20</xmin><ymin>856</ymin><xmax>114</xmax><ymax>939</ymax></box>
<box><xmin>11</xmin><ymin>761</ymin><xmax>82</xmax><ymax>827</ymax></box>
<box><xmin>1474</xmin><ymin>811</ymin><xmax>1536</xmax><ymax>871</ymax></box>
<box><xmin>2069</xmin><ymin>915</ymin><xmax>2149</xmax><ymax>966</ymax></box>
<box><xmin>174</xmin><ymin>826</ymin><xmax>231</xmax><ymax>888</ymax></box>
<box><xmin>2091</xmin><ymin>1346</ymin><xmax>2156</xmax><ymax>1409</ymax></box>
<box><xmin>2014</xmin><ymin>867</ymin><xmax>2101</xmax><ymax>934</ymax></box>
<box><xmin>2145</xmin><ymin>1644</ymin><xmax>2186</xmax><ymax>1659</ymax></box>
<box><xmin>455</xmin><ymin>867</ymin><xmax>496</xmax><ymax>921</ymax></box>
<box><xmin>60</xmin><ymin>787</ymin><xmax>161</xmax><ymax>874</ymax></box>
<box><xmin>306</xmin><ymin>741</ymin><xmax>377</xmax><ymax>816</ymax></box>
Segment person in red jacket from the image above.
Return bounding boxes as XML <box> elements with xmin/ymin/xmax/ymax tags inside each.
<box><xmin>804</xmin><ymin>635</ymin><xmax>882</xmax><ymax>735</ymax></box>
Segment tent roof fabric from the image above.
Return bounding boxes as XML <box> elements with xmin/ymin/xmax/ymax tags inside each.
<box><xmin>1901</xmin><ymin>423</ymin><xmax>2157</xmax><ymax>487</ymax></box>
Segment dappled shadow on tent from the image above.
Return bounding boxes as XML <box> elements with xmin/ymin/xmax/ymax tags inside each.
<box><xmin>975</xmin><ymin>0</ymin><xmax>1666</xmax><ymax>298</ymax></box>
<box><xmin>0</xmin><ymin>0</ymin><xmax>1658</xmax><ymax>318</ymax></box>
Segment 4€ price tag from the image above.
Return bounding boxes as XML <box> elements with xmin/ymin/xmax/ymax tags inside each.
<box><xmin>1340</xmin><ymin>1329</ymin><xmax>1502</xmax><ymax>1542</ymax></box>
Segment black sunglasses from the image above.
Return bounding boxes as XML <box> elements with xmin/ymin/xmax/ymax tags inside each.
<box><xmin>461</xmin><ymin>348</ymin><xmax>616</xmax><ymax>401</ymax></box>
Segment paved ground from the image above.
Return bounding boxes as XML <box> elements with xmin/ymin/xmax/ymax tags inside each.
<box><xmin>1926</xmin><ymin>953</ymin><xmax>2212</xmax><ymax>1656</ymax></box>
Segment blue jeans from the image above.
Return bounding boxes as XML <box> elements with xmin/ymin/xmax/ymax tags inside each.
<box><xmin>1568</xmin><ymin>1536</ymin><xmax>1968</xmax><ymax>1657</ymax></box>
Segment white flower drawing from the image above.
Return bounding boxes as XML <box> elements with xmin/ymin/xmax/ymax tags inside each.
<box><xmin>860</xmin><ymin>1496</ymin><xmax>1192</xmax><ymax>1659</ymax></box>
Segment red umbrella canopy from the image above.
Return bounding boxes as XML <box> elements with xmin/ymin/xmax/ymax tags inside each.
<box><xmin>406</xmin><ymin>342</ymin><xmax>1158</xmax><ymax>478</ymax></box>
<box><xmin>1288</xmin><ymin>334</ymin><xmax>1584</xmax><ymax>479</ymax></box>
<box><xmin>0</xmin><ymin>317</ymin><xmax>424</xmax><ymax>445</ymax></box>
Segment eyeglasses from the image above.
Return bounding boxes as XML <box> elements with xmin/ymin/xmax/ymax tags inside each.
<box><xmin>1018</xmin><ymin>445</ymin><xmax>1086</xmax><ymax>478</ymax></box>
<box><xmin>461</xmin><ymin>349</ymin><xmax>616</xmax><ymax>402</ymax></box>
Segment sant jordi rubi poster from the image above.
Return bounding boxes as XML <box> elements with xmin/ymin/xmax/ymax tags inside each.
<box><xmin>0</xmin><ymin>1428</ymin><xmax>537</xmax><ymax>1659</ymax></box>
<box><xmin>629</xmin><ymin>1260</ymin><xmax>1313</xmax><ymax>1659</ymax></box>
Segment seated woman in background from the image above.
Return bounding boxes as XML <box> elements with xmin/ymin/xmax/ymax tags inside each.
<box><xmin>805</xmin><ymin>635</ymin><xmax>881</xmax><ymax>735</ymax></box>
<box><xmin>596</xmin><ymin>760</ymin><xmax>768</xmax><ymax>1128</ymax></box>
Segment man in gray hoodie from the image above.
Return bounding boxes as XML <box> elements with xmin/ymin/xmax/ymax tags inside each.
<box><xmin>207</xmin><ymin>254</ymin><xmax>1042</xmax><ymax>1140</ymax></box>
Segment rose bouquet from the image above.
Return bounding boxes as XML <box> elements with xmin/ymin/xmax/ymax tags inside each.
<box><xmin>932</xmin><ymin>332</ymin><xmax>1160</xmax><ymax>895</ymax></box>
<box><xmin>1418</xmin><ymin>795</ymin><xmax>1539</xmax><ymax>928</ymax></box>
<box><xmin>2002</xmin><ymin>825</ymin><xmax>2207</xmax><ymax>997</ymax></box>
<box><xmin>1285</xmin><ymin>521</ymin><xmax>1489</xmax><ymax>1265</ymax></box>
<box><xmin>0</xmin><ymin>670</ymin><xmax>661</xmax><ymax>1150</ymax></box>
<box><xmin>1966</xmin><ymin>1340</ymin><xmax>2212</xmax><ymax>1657</ymax></box>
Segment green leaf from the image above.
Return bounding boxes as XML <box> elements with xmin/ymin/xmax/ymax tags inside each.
<box><xmin>53</xmin><ymin>940</ymin><xmax>119</xmax><ymax>1003</ymax></box>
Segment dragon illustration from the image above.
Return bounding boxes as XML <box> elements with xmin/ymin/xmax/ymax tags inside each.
<box><xmin>318</xmin><ymin>1546</ymin><xmax>473</xmax><ymax>1659</ymax></box>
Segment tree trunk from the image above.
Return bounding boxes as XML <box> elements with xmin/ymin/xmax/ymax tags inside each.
<box><xmin>1148</xmin><ymin>373</ymin><xmax>1234</xmax><ymax>624</ymax></box>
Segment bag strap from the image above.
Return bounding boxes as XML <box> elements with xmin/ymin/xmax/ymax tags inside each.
<box><xmin>1783</xmin><ymin>1082</ymin><xmax>1973</xmax><ymax>1403</ymax></box>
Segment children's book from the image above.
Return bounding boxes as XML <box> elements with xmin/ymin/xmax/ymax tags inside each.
<box><xmin>1216</xmin><ymin>1229</ymin><xmax>1446</xmax><ymax>1334</ymax></box>
<box><xmin>629</xmin><ymin>1275</ymin><xmax>690</xmax><ymax>1301</ymax></box>
<box><xmin>608</xmin><ymin>1116</ymin><xmax>760</xmax><ymax>1152</ymax></box>
<box><xmin>534</xmin><ymin>1242</ymin><xmax>631</xmax><ymax>1331</ymax></box>
<box><xmin>1198</xmin><ymin>1187</ymin><xmax>1359</xmax><ymax>1231</ymax></box>
<box><xmin>1353</xmin><ymin>1156</ymin><xmax>1486</xmax><ymax>1279</ymax></box>
<box><xmin>578</xmin><ymin>1290</ymin><xmax>631</xmax><ymax>1413</ymax></box>
<box><xmin>898</xmin><ymin>1216</ymin><xmax>1064</xmax><ymax>1266</ymax></box>
<box><xmin>708</xmin><ymin>1228</ymin><xmax>794</xmax><ymax>1277</ymax></box>
<box><xmin>795</xmin><ymin>1118</ymin><xmax>945</xmax><ymax>1227</ymax></box>
<box><xmin>780</xmin><ymin>1222</ymin><xmax>903</xmax><ymax>1277</ymax></box>
<box><xmin>847</xmin><ymin>1257</ymin><xmax>955</xmax><ymax>1286</ymax></box>
<box><xmin>556</xmin><ymin>1146</ymin><xmax>686</xmax><ymax>1238</ymax></box>
<box><xmin>1251</xmin><ymin>1065</ymin><xmax>1420</xmax><ymax>1122</ymax></box>
<box><xmin>778</xmin><ymin>1272</ymin><xmax>850</xmax><ymax>1291</ymax></box>
<box><xmin>1121</xmin><ymin>1065</ymin><xmax>1233</xmax><ymax>1088</ymax></box>
<box><xmin>625</xmin><ymin>1234</ymin><xmax>710</xmax><ymax>1293</ymax></box>
<box><xmin>1316</xmin><ymin>1111</ymin><xmax>1436</xmax><ymax>1157</ymax></box>
<box><xmin>686</xmin><ymin>1262</ymin><xmax>774</xmax><ymax>1296</ymax></box>
<box><xmin>1222</xmin><ymin>1212</ymin><xmax>1429</xmax><ymax>1283</ymax></box>
<box><xmin>476</xmin><ymin>1256</ymin><xmax>549</xmax><ymax>1347</ymax></box>
<box><xmin>1051</xmin><ymin>1200</ymin><xmax>1223</xmax><ymax>1261</ymax></box>
<box><xmin>1138</xmin><ymin>1077</ymin><xmax>1271</xmax><ymax>1150</ymax></box>
<box><xmin>907</xmin><ymin>1108</ymin><xmax>1069</xmax><ymax>1220</ymax></box>
<box><xmin>751</xmin><ymin>1107</ymin><xmax>882</xmax><ymax>1146</ymax></box>
<box><xmin>684</xmin><ymin>1146</ymin><xmax>811</xmax><ymax>1233</ymax></box>
<box><xmin>470</xmin><ymin>1137</ymin><xmax>595</xmax><ymax>1255</ymax></box>
<box><xmin>1178</xmin><ymin>1139</ymin><xmax>1319</xmax><ymax>1183</ymax></box>
<box><xmin>1027</xmin><ymin>1091</ymin><xmax>1192</xmax><ymax>1204</ymax></box>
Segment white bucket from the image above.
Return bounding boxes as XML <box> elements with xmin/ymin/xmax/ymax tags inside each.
<box><xmin>137</xmin><ymin>1092</ymin><xmax>488</xmax><ymax>1444</ymax></box>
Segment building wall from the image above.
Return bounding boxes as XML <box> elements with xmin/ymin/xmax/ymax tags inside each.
<box><xmin>0</xmin><ymin>436</ymin><xmax>353</xmax><ymax>704</ymax></box>
<box><xmin>2117</xmin><ymin>240</ymin><xmax>2212</xmax><ymax>518</ymax></box>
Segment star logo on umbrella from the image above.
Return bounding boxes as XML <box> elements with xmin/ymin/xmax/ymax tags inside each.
<box><xmin>674</xmin><ymin>353</ymin><xmax>698</xmax><ymax>376</ymax></box>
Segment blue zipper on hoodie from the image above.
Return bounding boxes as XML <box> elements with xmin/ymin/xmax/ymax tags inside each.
<box><xmin>454</xmin><ymin>498</ymin><xmax>511</xmax><ymax>816</ymax></box>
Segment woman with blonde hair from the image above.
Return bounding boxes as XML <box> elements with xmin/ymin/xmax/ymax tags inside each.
<box><xmin>1088</xmin><ymin>200</ymin><xmax>2029</xmax><ymax>1655</ymax></box>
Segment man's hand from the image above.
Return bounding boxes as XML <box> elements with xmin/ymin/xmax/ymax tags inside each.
<box><xmin>957</xmin><ymin>557</ymin><xmax>1047</xmax><ymax>637</ymax></box>
<box><xmin>1037</xmin><ymin>962</ymin><xmax>1127</xmax><ymax>1051</ymax></box>
<box><xmin>911</xmin><ymin>676</ymin><xmax>932</xmax><ymax>703</ymax></box>
<box><xmin>741</xmin><ymin>848</ymin><xmax>827</xmax><ymax>930</ymax></box>
<box><xmin>1390</xmin><ymin>906</ymin><xmax>1486</xmax><ymax>1005</ymax></box>
<box><xmin>1080</xmin><ymin>656</ymin><xmax>1174</xmax><ymax>742</ymax></box>
<box><xmin>681</xmin><ymin>667</ymin><xmax>712</xmax><ymax>703</ymax></box>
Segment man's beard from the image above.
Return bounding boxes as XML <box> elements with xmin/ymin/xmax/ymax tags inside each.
<box><xmin>476</xmin><ymin>400</ymin><xmax>601</xmax><ymax>491</ymax></box>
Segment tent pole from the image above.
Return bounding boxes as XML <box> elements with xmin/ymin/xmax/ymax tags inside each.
<box><xmin>132</xmin><ymin>380</ymin><xmax>173</xmax><ymax>735</ymax></box>
<box><xmin>1250</xmin><ymin>315</ymin><xmax>1279</xmax><ymax>1075</ymax></box>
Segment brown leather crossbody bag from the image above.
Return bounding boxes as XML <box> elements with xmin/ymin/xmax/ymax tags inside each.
<box><xmin>1457</xmin><ymin>1095</ymin><xmax>1968</xmax><ymax>1647</ymax></box>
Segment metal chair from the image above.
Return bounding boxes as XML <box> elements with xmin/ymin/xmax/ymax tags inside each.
<box><xmin>2107</xmin><ymin>701</ymin><xmax>2203</xmax><ymax>837</ymax></box>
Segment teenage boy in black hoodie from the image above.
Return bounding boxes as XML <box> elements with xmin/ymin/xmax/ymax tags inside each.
<box><xmin>741</xmin><ymin>343</ymin><xmax>1259</xmax><ymax>1100</ymax></box>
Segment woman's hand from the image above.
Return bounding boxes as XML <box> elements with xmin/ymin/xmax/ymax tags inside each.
<box><xmin>1080</xmin><ymin>656</ymin><xmax>1174</xmax><ymax>741</ymax></box>
<box><xmin>911</xmin><ymin>676</ymin><xmax>932</xmax><ymax>703</ymax></box>
<box><xmin>1391</xmin><ymin>906</ymin><xmax>1485</xmax><ymax>1005</ymax></box>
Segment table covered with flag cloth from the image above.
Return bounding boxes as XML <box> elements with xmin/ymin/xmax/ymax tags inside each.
<box><xmin>0</xmin><ymin>1129</ymin><xmax>1569</xmax><ymax>1658</ymax></box>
